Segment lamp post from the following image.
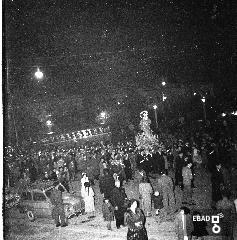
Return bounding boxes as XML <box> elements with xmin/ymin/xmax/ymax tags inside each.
<box><xmin>153</xmin><ymin>105</ymin><xmax>158</xmax><ymax>128</ymax></box>
<box><xmin>201</xmin><ymin>97</ymin><xmax>207</xmax><ymax>122</ymax></box>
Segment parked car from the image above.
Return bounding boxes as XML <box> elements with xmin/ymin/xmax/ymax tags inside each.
<box><xmin>18</xmin><ymin>186</ymin><xmax>85</xmax><ymax>221</ymax></box>
<box><xmin>5</xmin><ymin>191</ymin><xmax>20</xmax><ymax>209</ymax></box>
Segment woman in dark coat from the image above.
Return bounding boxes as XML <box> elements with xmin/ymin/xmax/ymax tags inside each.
<box><xmin>110</xmin><ymin>180</ymin><xmax>127</xmax><ymax>229</ymax></box>
<box><xmin>211</xmin><ymin>163</ymin><xmax>224</xmax><ymax>205</ymax></box>
<box><xmin>125</xmin><ymin>199</ymin><xmax>148</xmax><ymax>240</ymax></box>
<box><xmin>102</xmin><ymin>198</ymin><xmax>114</xmax><ymax>230</ymax></box>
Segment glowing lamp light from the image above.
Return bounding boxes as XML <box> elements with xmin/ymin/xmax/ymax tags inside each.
<box><xmin>221</xmin><ymin>113</ymin><xmax>226</xmax><ymax>117</ymax></box>
<box><xmin>46</xmin><ymin>120</ymin><xmax>52</xmax><ymax>126</ymax></box>
<box><xmin>100</xmin><ymin>112</ymin><xmax>106</xmax><ymax>118</ymax></box>
<box><xmin>231</xmin><ymin>111</ymin><xmax>237</xmax><ymax>116</ymax></box>
<box><xmin>118</xmin><ymin>102</ymin><xmax>120</xmax><ymax>105</ymax></box>
<box><xmin>35</xmin><ymin>68</ymin><xmax>44</xmax><ymax>79</ymax></box>
<box><xmin>162</xmin><ymin>94</ymin><xmax>167</xmax><ymax>101</ymax></box>
<box><xmin>153</xmin><ymin>105</ymin><xmax>158</xmax><ymax>110</ymax></box>
<box><xmin>162</xmin><ymin>81</ymin><xmax>166</xmax><ymax>86</ymax></box>
<box><xmin>194</xmin><ymin>92</ymin><xmax>197</xmax><ymax>96</ymax></box>
<box><xmin>201</xmin><ymin>97</ymin><xmax>206</xmax><ymax>103</ymax></box>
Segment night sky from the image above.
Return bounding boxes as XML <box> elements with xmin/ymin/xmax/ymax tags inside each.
<box><xmin>5</xmin><ymin>0</ymin><xmax>235</xmax><ymax>102</ymax></box>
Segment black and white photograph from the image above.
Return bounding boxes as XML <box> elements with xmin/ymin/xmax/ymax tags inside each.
<box><xmin>3</xmin><ymin>0</ymin><xmax>237</xmax><ymax>239</ymax></box>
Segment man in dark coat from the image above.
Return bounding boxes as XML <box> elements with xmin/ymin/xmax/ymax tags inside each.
<box><xmin>50</xmin><ymin>182</ymin><xmax>67</xmax><ymax>227</ymax></box>
<box><xmin>207</xmin><ymin>143</ymin><xmax>219</xmax><ymax>174</ymax></box>
<box><xmin>110</xmin><ymin>180</ymin><xmax>127</xmax><ymax>229</ymax></box>
<box><xmin>175</xmin><ymin>151</ymin><xmax>185</xmax><ymax>188</ymax></box>
<box><xmin>99</xmin><ymin>169</ymin><xmax>115</xmax><ymax>199</ymax></box>
<box><xmin>152</xmin><ymin>147</ymin><xmax>165</xmax><ymax>174</ymax></box>
<box><xmin>211</xmin><ymin>163</ymin><xmax>224</xmax><ymax>206</ymax></box>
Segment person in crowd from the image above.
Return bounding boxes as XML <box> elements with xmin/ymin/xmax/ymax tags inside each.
<box><xmin>57</xmin><ymin>166</ymin><xmax>70</xmax><ymax>192</ymax></box>
<box><xmin>134</xmin><ymin>168</ymin><xmax>146</xmax><ymax>184</ymax></box>
<box><xmin>99</xmin><ymin>158</ymin><xmax>107</xmax><ymax>177</ymax></box>
<box><xmin>192</xmin><ymin>211</ymin><xmax>208</xmax><ymax>239</ymax></box>
<box><xmin>151</xmin><ymin>191</ymin><xmax>163</xmax><ymax>216</ymax></box>
<box><xmin>175</xmin><ymin>151</ymin><xmax>185</xmax><ymax>189</ymax></box>
<box><xmin>17</xmin><ymin>172</ymin><xmax>30</xmax><ymax>194</ymax></box>
<box><xmin>200</xmin><ymin>145</ymin><xmax>208</xmax><ymax>169</ymax></box>
<box><xmin>211</xmin><ymin>162</ymin><xmax>224</xmax><ymax>208</ymax></box>
<box><xmin>110</xmin><ymin>180</ymin><xmax>127</xmax><ymax>229</ymax></box>
<box><xmin>139</xmin><ymin>176</ymin><xmax>153</xmax><ymax>217</ymax></box>
<box><xmin>86</xmin><ymin>165</ymin><xmax>95</xmax><ymax>185</ymax></box>
<box><xmin>152</xmin><ymin>146</ymin><xmax>165</xmax><ymax>174</ymax></box>
<box><xmin>124</xmin><ymin>152</ymin><xmax>133</xmax><ymax>182</ymax></box>
<box><xmin>113</xmin><ymin>172</ymin><xmax>120</xmax><ymax>183</ymax></box>
<box><xmin>29</xmin><ymin>162</ymin><xmax>38</xmax><ymax>183</ymax></box>
<box><xmin>42</xmin><ymin>171</ymin><xmax>51</xmax><ymax>181</ymax></box>
<box><xmin>158</xmin><ymin>170</ymin><xmax>175</xmax><ymax>213</ymax></box>
<box><xmin>174</xmin><ymin>206</ymin><xmax>193</xmax><ymax>240</ymax></box>
<box><xmin>63</xmin><ymin>166</ymin><xmax>70</xmax><ymax>191</ymax></box>
<box><xmin>81</xmin><ymin>172</ymin><xmax>89</xmax><ymax>197</ymax></box>
<box><xmin>216</xmin><ymin>191</ymin><xmax>235</xmax><ymax>239</ymax></box>
<box><xmin>82</xmin><ymin>181</ymin><xmax>95</xmax><ymax>218</ymax></box>
<box><xmin>192</xmin><ymin>147</ymin><xmax>202</xmax><ymax>169</ymax></box>
<box><xmin>182</xmin><ymin>162</ymin><xmax>195</xmax><ymax>205</ymax></box>
<box><xmin>129</xmin><ymin>151</ymin><xmax>137</xmax><ymax>179</ymax></box>
<box><xmin>125</xmin><ymin>199</ymin><xmax>148</xmax><ymax>240</ymax></box>
<box><xmin>50</xmin><ymin>181</ymin><xmax>67</xmax><ymax>227</ymax></box>
<box><xmin>99</xmin><ymin>168</ymin><xmax>115</xmax><ymax>200</ymax></box>
<box><xmin>207</xmin><ymin>143</ymin><xmax>219</xmax><ymax>173</ymax></box>
<box><xmin>50</xmin><ymin>168</ymin><xmax>58</xmax><ymax>181</ymax></box>
<box><xmin>102</xmin><ymin>198</ymin><xmax>114</xmax><ymax>230</ymax></box>
<box><xmin>234</xmin><ymin>198</ymin><xmax>237</xmax><ymax>212</ymax></box>
<box><xmin>136</xmin><ymin>150</ymin><xmax>145</xmax><ymax>170</ymax></box>
<box><xmin>68</xmin><ymin>160</ymin><xmax>76</xmax><ymax>181</ymax></box>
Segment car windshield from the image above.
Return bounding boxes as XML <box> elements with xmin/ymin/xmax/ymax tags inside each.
<box><xmin>44</xmin><ymin>188</ymin><xmax>53</xmax><ymax>199</ymax></box>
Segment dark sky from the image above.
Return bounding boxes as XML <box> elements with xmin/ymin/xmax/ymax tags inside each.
<box><xmin>5</xmin><ymin>0</ymin><xmax>236</xmax><ymax>102</ymax></box>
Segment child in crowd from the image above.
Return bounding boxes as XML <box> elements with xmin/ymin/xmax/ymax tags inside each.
<box><xmin>102</xmin><ymin>198</ymin><xmax>114</xmax><ymax>230</ymax></box>
<box><xmin>152</xmin><ymin>191</ymin><xmax>163</xmax><ymax>216</ymax></box>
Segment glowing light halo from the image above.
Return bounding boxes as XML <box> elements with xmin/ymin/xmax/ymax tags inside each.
<box><xmin>46</xmin><ymin>120</ymin><xmax>52</xmax><ymax>126</ymax></box>
<box><xmin>35</xmin><ymin>68</ymin><xmax>43</xmax><ymax>79</ymax></box>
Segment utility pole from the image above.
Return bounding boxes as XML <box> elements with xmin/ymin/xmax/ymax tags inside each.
<box><xmin>6</xmin><ymin>58</ymin><xmax>19</xmax><ymax>146</ymax></box>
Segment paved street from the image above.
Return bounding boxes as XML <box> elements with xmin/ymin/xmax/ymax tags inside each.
<box><xmin>5</xmin><ymin>167</ymin><xmax>236</xmax><ymax>240</ymax></box>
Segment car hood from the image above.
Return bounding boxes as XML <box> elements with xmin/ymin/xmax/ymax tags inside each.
<box><xmin>62</xmin><ymin>193</ymin><xmax>82</xmax><ymax>205</ymax></box>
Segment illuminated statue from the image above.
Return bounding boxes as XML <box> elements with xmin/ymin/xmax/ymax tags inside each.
<box><xmin>135</xmin><ymin>111</ymin><xmax>159</xmax><ymax>152</ymax></box>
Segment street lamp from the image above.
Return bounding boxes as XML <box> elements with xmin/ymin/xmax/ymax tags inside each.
<box><xmin>201</xmin><ymin>97</ymin><xmax>207</xmax><ymax>121</ymax></box>
<box><xmin>153</xmin><ymin>105</ymin><xmax>158</xmax><ymax>128</ymax></box>
<box><xmin>162</xmin><ymin>94</ymin><xmax>167</xmax><ymax>102</ymax></box>
<box><xmin>35</xmin><ymin>68</ymin><xmax>44</xmax><ymax>79</ymax></box>
<box><xmin>100</xmin><ymin>111</ymin><xmax>106</xmax><ymax>118</ymax></box>
<box><xmin>161</xmin><ymin>81</ymin><xmax>166</xmax><ymax>86</ymax></box>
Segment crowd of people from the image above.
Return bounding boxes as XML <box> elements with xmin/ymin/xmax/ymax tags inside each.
<box><xmin>4</xmin><ymin>118</ymin><xmax>237</xmax><ymax>239</ymax></box>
